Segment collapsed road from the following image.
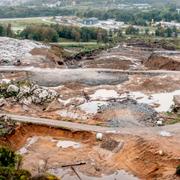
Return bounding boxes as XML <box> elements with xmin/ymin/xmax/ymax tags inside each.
<box><xmin>1</xmin><ymin>113</ymin><xmax>180</xmax><ymax>136</ymax></box>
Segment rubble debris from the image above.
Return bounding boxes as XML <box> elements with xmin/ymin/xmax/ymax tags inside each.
<box><xmin>158</xmin><ymin>150</ymin><xmax>164</xmax><ymax>156</ymax></box>
<box><xmin>7</xmin><ymin>84</ymin><xmax>19</xmax><ymax>93</ymax></box>
<box><xmin>100</xmin><ymin>139</ymin><xmax>120</xmax><ymax>151</ymax></box>
<box><xmin>96</xmin><ymin>133</ymin><xmax>103</xmax><ymax>141</ymax></box>
<box><xmin>0</xmin><ymin>98</ymin><xmax>6</xmax><ymax>107</ymax></box>
<box><xmin>173</xmin><ymin>95</ymin><xmax>180</xmax><ymax>114</ymax></box>
<box><xmin>61</xmin><ymin>162</ymin><xmax>86</xmax><ymax>168</ymax></box>
<box><xmin>156</xmin><ymin>120</ymin><xmax>163</xmax><ymax>126</ymax></box>
<box><xmin>0</xmin><ymin>115</ymin><xmax>16</xmax><ymax>137</ymax></box>
<box><xmin>71</xmin><ymin>166</ymin><xmax>82</xmax><ymax>180</ymax></box>
<box><xmin>0</xmin><ymin>80</ymin><xmax>58</xmax><ymax>105</ymax></box>
<box><xmin>0</xmin><ymin>37</ymin><xmax>48</xmax><ymax>65</ymax></box>
<box><xmin>98</xmin><ymin>99</ymin><xmax>159</xmax><ymax>127</ymax></box>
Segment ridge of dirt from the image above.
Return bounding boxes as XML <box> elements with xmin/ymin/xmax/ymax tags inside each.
<box><xmin>145</xmin><ymin>52</ymin><xmax>180</xmax><ymax>71</ymax></box>
<box><xmin>0</xmin><ymin>124</ymin><xmax>94</xmax><ymax>150</ymax></box>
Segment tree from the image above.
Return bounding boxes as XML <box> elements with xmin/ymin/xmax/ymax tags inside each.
<box><xmin>6</xmin><ymin>24</ymin><xmax>13</xmax><ymax>37</ymax></box>
<box><xmin>0</xmin><ymin>25</ymin><xmax>5</xmax><ymax>36</ymax></box>
<box><xmin>145</xmin><ymin>28</ymin><xmax>150</xmax><ymax>35</ymax></box>
<box><xmin>20</xmin><ymin>25</ymin><xmax>59</xmax><ymax>42</ymax></box>
<box><xmin>125</xmin><ymin>26</ymin><xmax>139</xmax><ymax>35</ymax></box>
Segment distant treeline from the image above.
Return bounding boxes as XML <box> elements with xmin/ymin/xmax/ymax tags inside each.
<box><xmin>0</xmin><ymin>4</ymin><xmax>179</xmax><ymax>25</ymax></box>
<box><xmin>80</xmin><ymin>7</ymin><xmax>180</xmax><ymax>25</ymax></box>
<box><xmin>0</xmin><ymin>7</ymin><xmax>75</xmax><ymax>18</ymax></box>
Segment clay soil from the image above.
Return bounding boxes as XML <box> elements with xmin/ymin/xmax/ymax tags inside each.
<box><xmin>145</xmin><ymin>56</ymin><xmax>180</xmax><ymax>71</ymax></box>
<box><xmin>0</xmin><ymin>125</ymin><xmax>180</xmax><ymax>180</ymax></box>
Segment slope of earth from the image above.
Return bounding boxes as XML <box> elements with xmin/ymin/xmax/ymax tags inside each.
<box><xmin>145</xmin><ymin>51</ymin><xmax>180</xmax><ymax>71</ymax></box>
<box><xmin>66</xmin><ymin>44</ymin><xmax>152</xmax><ymax>70</ymax></box>
<box><xmin>0</xmin><ymin>37</ymin><xmax>65</xmax><ymax>68</ymax></box>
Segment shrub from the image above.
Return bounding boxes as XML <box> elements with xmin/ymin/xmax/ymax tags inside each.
<box><xmin>0</xmin><ymin>147</ymin><xmax>17</xmax><ymax>167</ymax></box>
<box><xmin>176</xmin><ymin>165</ymin><xmax>180</xmax><ymax>176</ymax></box>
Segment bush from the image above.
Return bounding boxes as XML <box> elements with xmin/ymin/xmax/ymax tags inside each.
<box><xmin>0</xmin><ymin>167</ymin><xmax>31</xmax><ymax>180</ymax></box>
<box><xmin>176</xmin><ymin>165</ymin><xmax>180</xmax><ymax>176</ymax></box>
<box><xmin>0</xmin><ymin>147</ymin><xmax>17</xmax><ymax>167</ymax></box>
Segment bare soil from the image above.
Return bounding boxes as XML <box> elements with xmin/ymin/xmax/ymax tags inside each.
<box><xmin>0</xmin><ymin>125</ymin><xmax>179</xmax><ymax>180</ymax></box>
<box><xmin>145</xmin><ymin>52</ymin><xmax>180</xmax><ymax>71</ymax></box>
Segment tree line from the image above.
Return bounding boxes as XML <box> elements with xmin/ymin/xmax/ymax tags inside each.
<box><xmin>0</xmin><ymin>24</ymin><xmax>13</xmax><ymax>37</ymax></box>
<box><xmin>20</xmin><ymin>24</ymin><xmax>109</xmax><ymax>43</ymax></box>
<box><xmin>0</xmin><ymin>4</ymin><xmax>179</xmax><ymax>25</ymax></box>
<box><xmin>0</xmin><ymin>23</ymin><xmax>178</xmax><ymax>43</ymax></box>
<box><xmin>80</xmin><ymin>7</ymin><xmax>180</xmax><ymax>26</ymax></box>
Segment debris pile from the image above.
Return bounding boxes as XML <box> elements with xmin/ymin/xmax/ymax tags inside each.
<box><xmin>0</xmin><ymin>37</ymin><xmax>48</xmax><ymax>65</ymax></box>
<box><xmin>0</xmin><ymin>80</ymin><xmax>58</xmax><ymax>106</ymax></box>
<box><xmin>173</xmin><ymin>95</ymin><xmax>180</xmax><ymax>114</ymax></box>
<box><xmin>0</xmin><ymin>115</ymin><xmax>16</xmax><ymax>137</ymax></box>
<box><xmin>97</xmin><ymin>99</ymin><xmax>159</xmax><ymax>127</ymax></box>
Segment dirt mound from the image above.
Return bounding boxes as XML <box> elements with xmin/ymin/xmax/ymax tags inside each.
<box><xmin>30</xmin><ymin>45</ymin><xmax>65</xmax><ymax>67</ymax></box>
<box><xmin>80</xmin><ymin>58</ymin><xmax>133</xmax><ymax>70</ymax></box>
<box><xmin>95</xmin><ymin>100</ymin><xmax>158</xmax><ymax>127</ymax></box>
<box><xmin>114</xmin><ymin>136</ymin><xmax>180</xmax><ymax>179</ymax></box>
<box><xmin>123</xmin><ymin>74</ymin><xmax>180</xmax><ymax>93</ymax></box>
<box><xmin>145</xmin><ymin>51</ymin><xmax>180</xmax><ymax>71</ymax></box>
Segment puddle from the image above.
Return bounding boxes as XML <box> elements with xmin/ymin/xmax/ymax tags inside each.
<box><xmin>90</xmin><ymin>89</ymin><xmax>119</xmax><ymax>100</ymax></box>
<box><xmin>79</xmin><ymin>101</ymin><xmax>108</xmax><ymax>114</ymax></box>
<box><xmin>18</xmin><ymin>136</ymin><xmax>82</xmax><ymax>155</ymax></box>
<box><xmin>129</xmin><ymin>90</ymin><xmax>180</xmax><ymax>112</ymax></box>
<box><xmin>48</xmin><ymin>168</ymin><xmax>139</xmax><ymax>180</ymax></box>
<box><xmin>159</xmin><ymin>131</ymin><xmax>172</xmax><ymax>137</ymax></box>
<box><xmin>56</xmin><ymin>140</ymin><xmax>81</xmax><ymax>149</ymax></box>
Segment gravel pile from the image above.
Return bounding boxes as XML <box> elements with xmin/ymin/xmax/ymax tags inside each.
<box><xmin>0</xmin><ymin>37</ymin><xmax>48</xmax><ymax>65</ymax></box>
<box><xmin>99</xmin><ymin>99</ymin><xmax>158</xmax><ymax>128</ymax></box>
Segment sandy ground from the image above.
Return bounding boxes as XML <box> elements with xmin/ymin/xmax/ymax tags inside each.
<box><xmin>0</xmin><ymin>124</ymin><xmax>179</xmax><ymax>180</ymax></box>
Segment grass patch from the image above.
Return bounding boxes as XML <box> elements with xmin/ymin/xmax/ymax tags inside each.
<box><xmin>165</xmin><ymin>112</ymin><xmax>180</xmax><ymax>125</ymax></box>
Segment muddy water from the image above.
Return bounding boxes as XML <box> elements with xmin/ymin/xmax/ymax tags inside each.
<box><xmin>18</xmin><ymin>136</ymin><xmax>82</xmax><ymax>155</ymax></box>
<box><xmin>28</xmin><ymin>70</ymin><xmax>129</xmax><ymax>87</ymax></box>
<box><xmin>130</xmin><ymin>90</ymin><xmax>180</xmax><ymax>112</ymax></box>
<box><xmin>48</xmin><ymin>168</ymin><xmax>139</xmax><ymax>180</ymax></box>
<box><xmin>79</xmin><ymin>101</ymin><xmax>108</xmax><ymax>114</ymax></box>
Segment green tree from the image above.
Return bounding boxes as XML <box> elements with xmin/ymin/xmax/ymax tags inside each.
<box><xmin>6</xmin><ymin>24</ymin><xmax>13</xmax><ymax>37</ymax></box>
<box><xmin>125</xmin><ymin>26</ymin><xmax>139</xmax><ymax>35</ymax></box>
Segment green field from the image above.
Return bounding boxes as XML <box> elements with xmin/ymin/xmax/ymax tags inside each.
<box><xmin>0</xmin><ymin>17</ymin><xmax>54</xmax><ymax>32</ymax></box>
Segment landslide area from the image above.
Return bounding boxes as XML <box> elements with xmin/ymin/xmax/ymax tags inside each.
<box><xmin>145</xmin><ymin>51</ymin><xmax>180</xmax><ymax>71</ymax></box>
<box><xmin>30</xmin><ymin>45</ymin><xmax>65</xmax><ymax>67</ymax></box>
<box><xmin>0</xmin><ymin>124</ymin><xmax>180</xmax><ymax>180</ymax></box>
